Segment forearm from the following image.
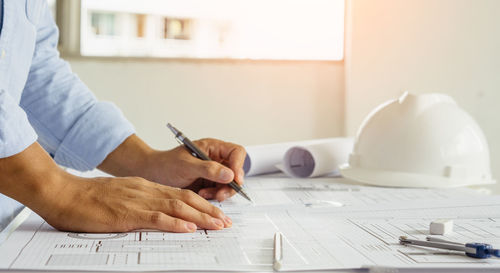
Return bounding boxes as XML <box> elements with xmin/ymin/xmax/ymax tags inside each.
<box><xmin>0</xmin><ymin>141</ymin><xmax>230</xmax><ymax>232</ymax></box>
<box><xmin>98</xmin><ymin>134</ymin><xmax>157</xmax><ymax>178</ymax></box>
<box><xmin>0</xmin><ymin>143</ymin><xmax>67</xmax><ymax>214</ymax></box>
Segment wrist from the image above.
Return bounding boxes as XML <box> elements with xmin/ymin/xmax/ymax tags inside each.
<box><xmin>98</xmin><ymin>134</ymin><xmax>156</xmax><ymax>177</ymax></box>
<box><xmin>24</xmin><ymin>166</ymin><xmax>71</xmax><ymax>215</ymax></box>
<box><xmin>0</xmin><ymin>143</ymin><xmax>69</xmax><ymax>213</ymax></box>
<box><xmin>140</xmin><ymin>149</ymin><xmax>169</xmax><ymax>182</ymax></box>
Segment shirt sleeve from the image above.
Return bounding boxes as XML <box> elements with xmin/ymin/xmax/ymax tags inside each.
<box><xmin>20</xmin><ymin>2</ymin><xmax>135</xmax><ymax>171</ymax></box>
<box><xmin>0</xmin><ymin>90</ymin><xmax>37</xmax><ymax>157</ymax></box>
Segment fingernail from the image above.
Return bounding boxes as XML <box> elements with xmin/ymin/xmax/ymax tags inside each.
<box><xmin>223</xmin><ymin>192</ymin><xmax>231</xmax><ymax>199</ymax></box>
<box><xmin>212</xmin><ymin>218</ymin><xmax>224</xmax><ymax>228</ymax></box>
<box><xmin>220</xmin><ymin>169</ymin><xmax>233</xmax><ymax>181</ymax></box>
<box><xmin>186</xmin><ymin>222</ymin><xmax>197</xmax><ymax>232</ymax></box>
<box><xmin>237</xmin><ymin>173</ymin><xmax>244</xmax><ymax>183</ymax></box>
<box><xmin>224</xmin><ymin>216</ymin><xmax>232</xmax><ymax>226</ymax></box>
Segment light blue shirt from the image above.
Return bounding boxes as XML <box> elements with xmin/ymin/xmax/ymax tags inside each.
<box><xmin>0</xmin><ymin>0</ymin><xmax>2</xmax><ymax>33</ymax></box>
<box><xmin>0</xmin><ymin>0</ymin><xmax>135</xmax><ymax>230</ymax></box>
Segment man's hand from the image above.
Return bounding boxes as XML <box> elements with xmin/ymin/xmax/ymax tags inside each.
<box><xmin>46</xmin><ymin>176</ymin><xmax>231</xmax><ymax>232</ymax></box>
<box><xmin>0</xmin><ymin>143</ymin><xmax>231</xmax><ymax>233</ymax></box>
<box><xmin>146</xmin><ymin>138</ymin><xmax>247</xmax><ymax>202</ymax></box>
<box><xmin>99</xmin><ymin>136</ymin><xmax>247</xmax><ymax>202</ymax></box>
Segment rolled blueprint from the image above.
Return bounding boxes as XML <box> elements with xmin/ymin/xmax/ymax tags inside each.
<box><xmin>282</xmin><ymin>138</ymin><xmax>354</xmax><ymax>178</ymax></box>
<box><xmin>243</xmin><ymin>138</ymin><xmax>353</xmax><ymax>177</ymax></box>
<box><xmin>243</xmin><ymin>139</ymin><xmax>334</xmax><ymax>176</ymax></box>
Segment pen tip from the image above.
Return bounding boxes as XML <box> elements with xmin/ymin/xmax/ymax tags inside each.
<box><xmin>239</xmin><ymin>190</ymin><xmax>254</xmax><ymax>203</ymax></box>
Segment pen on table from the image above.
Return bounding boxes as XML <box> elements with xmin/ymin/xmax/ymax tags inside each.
<box><xmin>166</xmin><ymin>123</ymin><xmax>254</xmax><ymax>202</ymax></box>
<box><xmin>273</xmin><ymin>232</ymin><xmax>283</xmax><ymax>271</ymax></box>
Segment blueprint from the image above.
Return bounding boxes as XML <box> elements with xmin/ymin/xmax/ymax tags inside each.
<box><xmin>1</xmin><ymin>177</ymin><xmax>500</xmax><ymax>271</ymax></box>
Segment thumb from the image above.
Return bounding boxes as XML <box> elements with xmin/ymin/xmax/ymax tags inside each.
<box><xmin>196</xmin><ymin>161</ymin><xmax>234</xmax><ymax>184</ymax></box>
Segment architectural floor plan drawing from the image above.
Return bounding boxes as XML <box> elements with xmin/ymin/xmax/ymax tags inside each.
<box><xmin>2</xmin><ymin>177</ymin><xmax>500</xmax><ymax>271</ymax></box>
<box><xmin>2</xmin><ymin>211</ymin><xmax>280</xmax><ymax>271</ymax></box>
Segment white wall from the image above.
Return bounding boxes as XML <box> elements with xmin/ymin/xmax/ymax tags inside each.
<box><xmin>345</xmin><ymin>0</ymin><xmax>500</xmax><ymax>188</ymax></box>
<box><xmin>67</xmin><ymin>58</ymin><xmax>345</xmax><ymax>150</ymax></box>
<box><xmin>68</xmin><ymin>0</ymin><xmax>500</xmax><ymax>189</ymax></box>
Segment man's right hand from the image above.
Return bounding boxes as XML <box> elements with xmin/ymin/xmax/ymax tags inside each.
<box><xmin>0</xmin><ymin>143</ymin><xmax>231</xmax><ymax>233</ymax></box>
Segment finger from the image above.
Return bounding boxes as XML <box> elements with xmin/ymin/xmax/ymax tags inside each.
<box><xmin>214</xmin><ymin>186</ymin><xmax>236</xmax><ymax>202</ymax></box>
<box><xmin>234</xmin><ymin>168</ymin><xmax>245</xmax><ymax>185</ymax></box>
<box><xmin>154</xmin><ymin>198</ymin><xmax>226</xmax><ymax>230</ymax></box>
<box><xmin>194</xmin><ymin>139</ymin><xmax>246</xmax><ymax>172</ymax></box>
<box><xmin>145</xmin><ymin>184</ymin><xmax>232</xmax><ymax>228</ymax></box>
<box><xmin>191</xmin><ymin>159</ymin><xmax>234</xmax><ymax>184</ymax></box>
<box><xmin>139</xmin><ymin>210</ymin><xmax>197</xmax><ymax>233</ymax></box>
<box><xmin>225</xmin><ymin>146</ymin><xmax>247</xmax><ymax>176</ymax></box>
<box><xmin>212</xmin><ymin>141</ymin><xmax>246</xmax><ymax>185</ymax></box>
<box><xmin>198</xmin><ymin>187</ymin><xmax>217</xmax><ymax>200</ymax></box>
<box><xmin>177</xmin><ymin>189</ymin><xmax>232</xmax><ymax>227</ymax></box>
<box><xmin>199</xmin><ymin>186</ymin><xmax>235</xmax><ymax>203</ymax></box>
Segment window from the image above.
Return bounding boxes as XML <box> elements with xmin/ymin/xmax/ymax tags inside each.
<box><xmin>90</xmin><ymin>13</ymin><xmax>116</xmax><ymax>36</ymax></box>
<box><xmin>79</xmin><ymin>0</ymin><xmax>345</xmax><ymax>60</ymax></box>
<box><xmin>47</xmin><ymin>0</ymin><xmax>56</xmax><ymax>19</ymax></box>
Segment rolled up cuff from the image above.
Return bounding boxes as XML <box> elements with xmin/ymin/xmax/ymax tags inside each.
<box><xmin>53</xmin><ymin>101</ymin><xmax>135</xmax><ymax>171</ymax></box>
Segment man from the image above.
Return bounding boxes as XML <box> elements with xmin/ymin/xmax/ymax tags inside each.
<box><xmin>0</xmin><ymin>0</ymin><xmax>245</xmax><ymax>233</ymax></box>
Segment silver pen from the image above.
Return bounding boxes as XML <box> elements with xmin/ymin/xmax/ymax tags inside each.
<box><xmin>167</xmin><ymin>123</ymin><xmax>253</xmax><ymax>202</ymax></box>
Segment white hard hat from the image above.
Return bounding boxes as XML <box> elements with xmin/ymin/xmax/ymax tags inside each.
<box><xmin>340</xmin><ymin>92</ymin><xmax>495</xmax><ymax>188</ymax></box>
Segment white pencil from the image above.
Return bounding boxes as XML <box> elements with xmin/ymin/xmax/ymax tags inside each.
<box><xmin>273</xmin><ymin>232</ymin><xmax>283</xmax><ymax>271</ymax></box>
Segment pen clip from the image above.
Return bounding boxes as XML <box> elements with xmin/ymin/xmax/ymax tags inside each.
<box><xmin>174</xmin><ymin>138</ymin><xmax>198</xmax><ymax>158</ymax></box>
<box><xmin>175</xmin><ymin>138</ymin><xmax>183</xmax><ymax>146</ymax></box>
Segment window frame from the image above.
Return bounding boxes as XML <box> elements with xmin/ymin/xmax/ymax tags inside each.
<box><xmin>57</xmin><ymin>0</ymin><xmax>345</xmax><ymax>62</ymax></box>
